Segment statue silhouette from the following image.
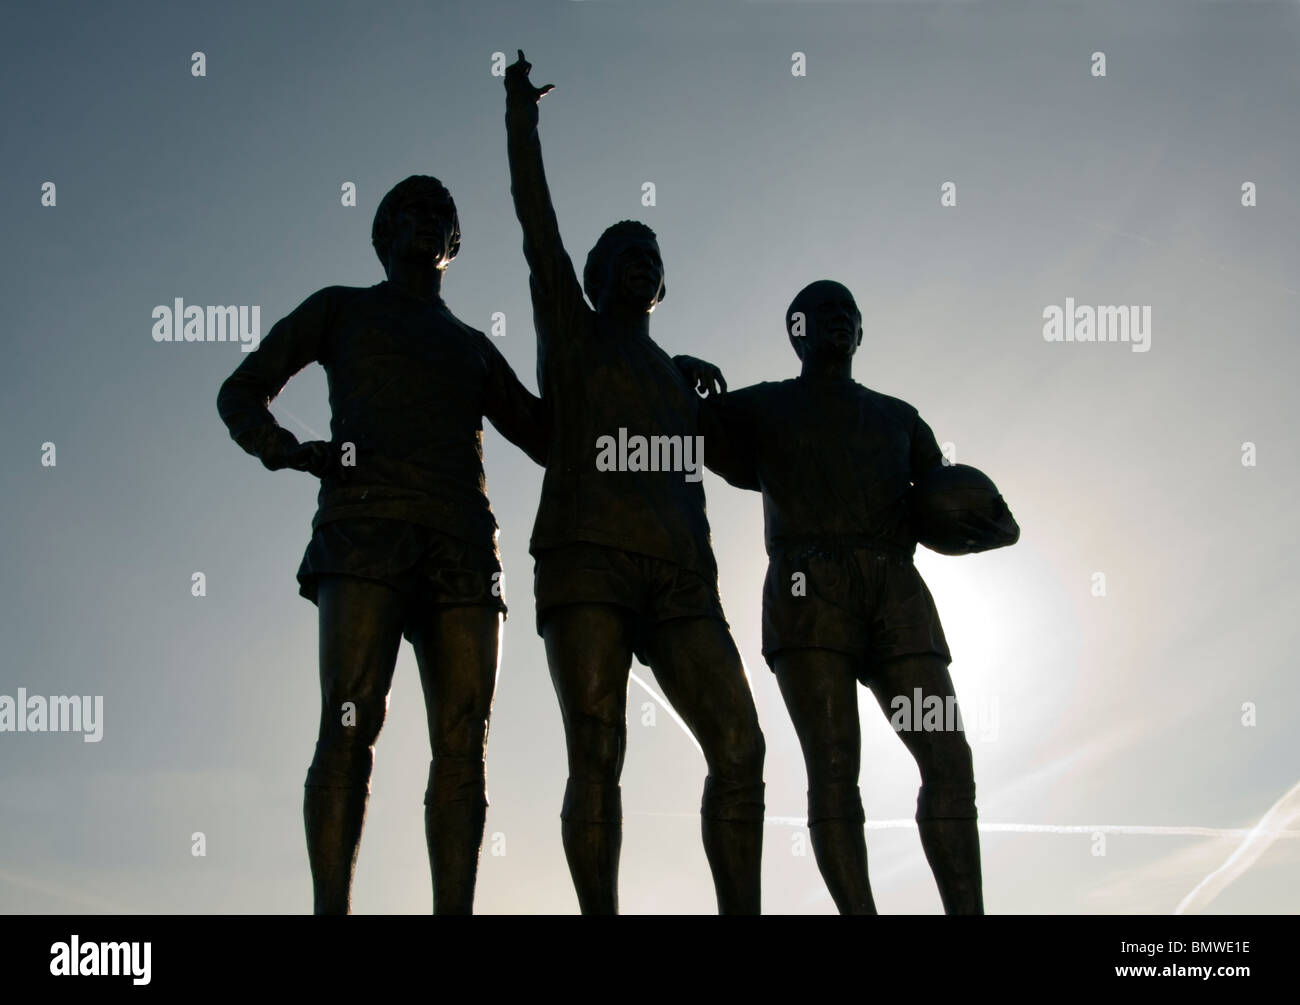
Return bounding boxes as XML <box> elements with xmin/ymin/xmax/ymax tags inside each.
<box><xmin>504</xmin><ymin>51</ymin><xmax>766</xmax><ymax>914</ymax></box>
<box><xmin>216</xmin><ymin>176</ymin><xmax>546</xmax><ymax>914</ymax></box>
<box><xmin>697</xmin><ymin>279</ymin><xmax>1019</xmax><ymax>914</ymax></box>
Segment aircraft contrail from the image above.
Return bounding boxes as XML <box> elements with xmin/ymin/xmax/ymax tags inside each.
<box><xmin>1065</xmin><ymin>213</ymin><xmax>1300</xmax><ymax>297</ymax></box>
<box><xmin>1175</xmin><ymin>779</ymin><xmax>1300</xmax><ymax>914</ymax></box>
<box><xmin>0</xmin><ymin>868</ymin><xmax>124</xmax><ymax>913</ymax></box>
<box><xmin>273</xmin><ymin>406</ymin><xmax>323</xmax><ymax>440</ymax></box>
<box><xmin>626</xmin><ymin>672</ymin><xmax>1300</xmax><ymax>841</ymax></box>
<box><xmin>630</xmin><ymin>811</ymin><xmax>1300</xmax><ymax>838</ymax></box>
<box><xmin>629</xmin><ymin>671</ymin><xmax>703</xmax><ymax>757</ymax></box>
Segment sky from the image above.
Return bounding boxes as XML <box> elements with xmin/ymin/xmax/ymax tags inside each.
<box><xmin>1</xmin><ymin>0</ymin><xmax>1298</xmax><ymax>914</ymax></box>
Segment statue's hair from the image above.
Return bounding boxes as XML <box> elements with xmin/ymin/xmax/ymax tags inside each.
<box><xmin>371</xmin><ymin>175</ymin><xmax>460</xmax><ymax>274</ymax></box>
<box><xmin>583</xmin><ymin>220</ymin><xmax>663</xmax><ymax>307</ymax></box>
<box><xmin>786</xmin><ymin>279</ymin><xmax>858</xmax><ymax>359</ymax></box>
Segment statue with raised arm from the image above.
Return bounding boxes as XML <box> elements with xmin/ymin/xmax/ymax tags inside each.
<box><xmin>216</xmin><ymin>176</ymin><xmax>546</xmax><ymax>914</ymax></box>
<box><xmin>504</xmin><ymin>51</ymin><xmax>766</xmax><ymax>914</ymax></box>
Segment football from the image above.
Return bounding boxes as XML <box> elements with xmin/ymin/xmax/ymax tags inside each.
<box><xmin>911</xmin><ymin>463</ymin><xmax>1020</xmax><ymax>556</ymax></box>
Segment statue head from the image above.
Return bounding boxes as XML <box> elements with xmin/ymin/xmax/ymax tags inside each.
<box><xmin>786</xmin><ymin>279</ymin><xmax>862</xmax><ymax>362</ymax></box>
<box><xmin>372</xmin><ymin>176</ymin><xmax>461</xmax><ymax>277</ymax></box>
<box><xmin>584</xmin><ymin>220</ymin><xmax>665</xmax><ymax>313</ymax></box>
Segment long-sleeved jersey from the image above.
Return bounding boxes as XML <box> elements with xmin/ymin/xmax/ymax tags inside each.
<box><xmin>699</xmin><ymin>377</ymin><xmax>945</xmax><ymax>558</ymax></box>
<box><xmin>217</xmin><ymin>280</ymin><xmax>546</xmax><ymax>556</ymax></box>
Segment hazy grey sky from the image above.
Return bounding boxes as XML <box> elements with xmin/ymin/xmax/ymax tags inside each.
<box><xmin>2</xmin><ymin>0</ymin><xmax>1297</xmax><ymax>913</ymax></box>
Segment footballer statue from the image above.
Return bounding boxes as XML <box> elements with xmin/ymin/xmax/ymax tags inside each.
<box><xmin>696</xmin><ymin>279</ymin><xmax>1019</xmax><ymax>914</ymax></box>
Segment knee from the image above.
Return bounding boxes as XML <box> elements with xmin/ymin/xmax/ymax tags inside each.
<box><xmin>567</xmin><ymin>713</ymin><xmax>626</xmax><ymax>780</ymax></box>
<box><xmin>700</xmin><ymin>718</ymin><xmax>766</xmax><ymax>822</ymax></box>
<box><xmin>561</xmin><ymin>778</ymin><xmax>622</xmax><ymax>824</ymax></box>
<box><xmin>425</xmin><ymin>753</ymin><xmax>488</xmax><ymax>809</ymax></box>
<box><xmin>807</xmin><ymin>781</ymin><xmax>865</xmax><ymax>826</ymax></box>
<box><xmin>307</xmin><ymin>695</ymin><xmax>387</xmax><ymax>789</ymax></box>
<box><xmin>914</xmin><ymin>731</ymin><xmax>975</xmax><ymax>786</ymax></box>
<box><xmin>709</xmin><ymin>719</ymin><xmax>766</xmax><ymax>783</ymax></box>
<box><xmin>306</xmin><ymin>736</ymin><xmax>376</xmax><ymax>790</ymax></box>
<box><xmin>916</xmin><ymin>779</ymin><xmax>978</xmax><ymax>821</ymax></box>
<box><xmin>323</xmin><ymin>685</ymin><xmax>389</xmax><ymax>747</ymax></box>
<box><xmin>701</xmin><ymin>772</ymin><xmax>765</xmax><ymax>823</ymax></box>
<box><xmin>802</xmin><ymin>733</ymin><xmax>863</xmax><ymax>822</ymax></box>
<box><xmin>912</xmin><ymin>732</ymin><xmax>976</xmax><ymax>820</ymax></box>
<box><xmin>805</xmin><ymin>737</ymin><xmax>859</xmax><ymax>787</ymax></box>
<box><xmin>434</xmin><ymin>694</ymin><xmax>491</xmax><ymax>757</ymax></box>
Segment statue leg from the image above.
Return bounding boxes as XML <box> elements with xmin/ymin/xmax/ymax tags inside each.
<box><xmin>542</xmin><ymin>603</ymin><xmax>633</xmax><ymax>915</ymax></box>
<box><xmin>772</xmin><ymin>649</ymin><xmax>876</xmax><ymax>915</ymax></box>
<box><xmin>305</xmin><ymin>574</ymin><xmax>407</xmax><ymax>914</ymax></box>
<box><xmin>868</xmin><ymin>655</ymin><xmax>983</xmax><ymax>915</ymax></box>
<box><xmin>408</xmin><ymin>604</ymin><xmax>501</xmax><ymax>915</ymax></box>
<box><xmin>642</xmin><ymin>618</ymin><xmax>766</xmax><ymax>915</ymax></box>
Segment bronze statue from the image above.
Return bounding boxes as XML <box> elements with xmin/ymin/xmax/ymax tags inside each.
<box><xmin>216</xmin><ymin>176</ymin><xmax>546</xmax><ymax>913</ymax></box>
<box><xmin>696</xmin><ymin>279</ymin><xmax>1019</xmax><ymax>914</ymax></box>
<box><xmin>504</xmin><ymin>51</ymin><xmax>766</xmax><ymax>914</ymax></box>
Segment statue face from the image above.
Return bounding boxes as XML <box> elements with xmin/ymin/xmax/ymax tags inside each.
<box><xmin>390</xmin><ymin>190</ymin><xmax>457</xmax><ymax>270</ymax></box>
<box><xmin>803</xmin><ymin>286</ymin><xmax>862</xmax><ymax>359</ymax></box>
<box><xmin>605</xmin><ymin>237</ymin><xmax>664</xmax><ymax>312</ymax></box>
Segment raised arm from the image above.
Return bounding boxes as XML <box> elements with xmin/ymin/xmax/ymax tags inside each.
<box><xmin>504</xmin><ymin>50</ymin><xmax>585</xmax><ymax>316</ymax></box>
<box><xmin>216</xmin><ymin>286</ymin><xmax>335</xmax><ymax>475</ymax></box>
